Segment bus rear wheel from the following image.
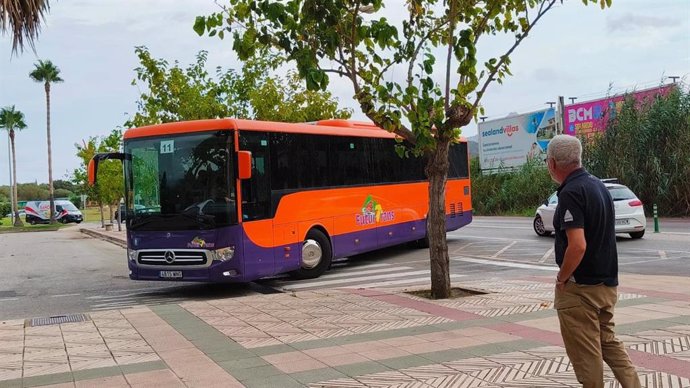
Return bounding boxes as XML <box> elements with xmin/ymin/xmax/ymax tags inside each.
<box><xmin>291</xmin><ymin>229</ymin><xmax>332</xmax><ymax>280</ymax></box>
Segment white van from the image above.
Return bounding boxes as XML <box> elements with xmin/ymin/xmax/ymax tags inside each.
<box><xmin>24</xmin><ymin>200</ymin><xmax>84</xmax><ymax>225</ymax></box>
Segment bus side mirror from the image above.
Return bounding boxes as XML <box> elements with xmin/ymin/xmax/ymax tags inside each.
<box><xmin>88</xmin><ymin>159</ymin><xmax>97</xmax><ymax>186</ymax></box>
<box><xmin>88</xmin><ymin>152</ymin><xmax>128</xmax><ymax>186</ymax></box>
<box><xmin>238</xmin><ymin>151</ymin><xmax>252</xmax><ymax>180</ymax></box>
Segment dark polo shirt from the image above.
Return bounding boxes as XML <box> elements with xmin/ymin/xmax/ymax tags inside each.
<box><xmin>554</xmin><ymin>168</ymin><xmax>618</xmax><ymax>286</ymax></box>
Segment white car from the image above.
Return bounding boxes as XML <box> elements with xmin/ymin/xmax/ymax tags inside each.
<box><xmin>533</xmin><ymin>182</ymin><xmax>646</xmax><ymax>239</ymax></box>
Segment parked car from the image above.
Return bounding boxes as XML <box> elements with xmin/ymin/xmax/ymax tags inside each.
<box><xmin>533</xmin><ymin>181</ymin><xmax>646</xmax><ymax>239</ymax></box>
<box><xmin>114</xmin><ymin>203</ymin><xmax>145</xmax><ymax>222</ymax></box>
<box><xmin>4</xmin><ymin>210</ymin><xmax>26</xmax><ymax>218</ymax></box>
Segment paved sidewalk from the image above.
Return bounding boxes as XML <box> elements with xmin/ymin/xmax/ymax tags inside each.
<box><xmin>0</xmin><ymin>227</ymin><xmax>687</xmax><ymax>387</ymax></box>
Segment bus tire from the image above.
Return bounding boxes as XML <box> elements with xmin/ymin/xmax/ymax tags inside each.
<box><xmin>291</xmin><ymin>229</ymin><xmax>332</xmax><ymax>280</ymax></box>
<box><xmin>411</xmin><ymin>235</ymin><xmax>429</xmax><ymax>249</ymax></box>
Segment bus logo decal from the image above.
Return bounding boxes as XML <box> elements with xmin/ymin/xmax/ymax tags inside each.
<box><xmin>188</xmin><ymin>237</ymin><xmax>212</xmax><ymax>248</ymax></box>
<box><xmin>356</xmin><ymin>195</ymin><xmax>394</xmax><ymax>226</ymax></box>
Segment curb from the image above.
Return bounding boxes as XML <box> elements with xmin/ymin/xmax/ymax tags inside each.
<box><xmin>79</xmin><ymin>228</ymin><xmax>127</xmax><ymax>248</ymax></box>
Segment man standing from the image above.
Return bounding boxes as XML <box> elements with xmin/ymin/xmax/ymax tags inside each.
<box><xmin>545</xmin><ymin>135</ymin><xmax>640</xmax><ymax>388</ymax></box>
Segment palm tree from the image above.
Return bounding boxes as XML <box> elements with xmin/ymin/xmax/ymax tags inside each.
<box><xmin>0</xmin><ymin>0</ymin><xmax>51</xmax><ymax>54</ymax></box>
<box><xmin>0</xmin><ymin>106</ymin><xmax>27</xmax><ymax>227</ymax></box>
<box><xmin>29</xmin><ymin>59</ymin><xmax>62</xmax><ymax>223</ymax></box>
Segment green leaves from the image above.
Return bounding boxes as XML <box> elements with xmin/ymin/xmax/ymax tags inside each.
<box><xmin>127</xmin><ymin>47</ymin><xmax>349</xmax><ymax>128</ymax></box>
<box><xmin>193</xmin><ymin>16</ymin><xmax>206</xmax><ymax>36</ymax></box>
<box><xmin>305</xmin><ymin>69</ymin><xmax>328</xmax><ymax>91</ymax></box>
<box><xmin>193</xmin><ymin>0</ymin><xmax>610</xmax><ymax>156</ymax></box>
<box><xmin>370</xmin><ymin>18</ymin><xmax>398</xmax><ymax>49</ymax></box>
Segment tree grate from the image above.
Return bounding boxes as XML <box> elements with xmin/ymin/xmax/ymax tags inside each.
<box><xmin>27</xmin><ymin>314</ymin><xmax>90</xmax><ymax>327</ymax></box>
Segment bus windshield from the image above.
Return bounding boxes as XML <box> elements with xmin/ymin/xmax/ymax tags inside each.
<box><xmin>123</xmin><ymin>130</ymin><xmax>236</xmax><ymax>231</ymax></box>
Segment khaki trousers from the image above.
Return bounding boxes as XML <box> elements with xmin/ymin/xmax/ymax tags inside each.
<box><xmin>555</xmin><ymin>282</ymin><xmax>641</xmax><ymax>388</ymax></box>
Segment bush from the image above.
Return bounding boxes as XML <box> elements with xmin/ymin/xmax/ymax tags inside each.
<box><xmin>54</xmin><ymin>188</ymin><xmax>74</xmax><ymax>199</ymax></box>
<box><xmin>0</xmin><ymin>202</ymin><xmax>10</xmax><ymax>219</ymax></box>
<box><xmin>471</xmin><ymin>158</ymin><xmax>556</xmax><ymax>215</ymax></box>
<box><xmin>69</xmin><ymin>194</ymin><xmax>83</xmax><ymax>209</ymax></box>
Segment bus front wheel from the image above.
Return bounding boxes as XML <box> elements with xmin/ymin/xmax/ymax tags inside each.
<box><xmin>291</xmin><ymin>229</ymin><xmax>332</xmax><ymax>280</ymax></box>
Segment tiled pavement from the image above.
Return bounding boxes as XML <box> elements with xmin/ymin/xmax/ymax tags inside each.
<box><xmin>2</xmin><ymin>273</ymin><xmax>690</xmax><ymax>388</ymax></box>
<box><xmin>0</xmin><ymin>226</ymin><xmax>685</xmax><ymax>387</ymax></box>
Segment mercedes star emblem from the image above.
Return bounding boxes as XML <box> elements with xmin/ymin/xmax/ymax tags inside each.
<box><xmin>164</xmin><ymin>251</ymin><xmax>176</xmax><ymax>264</ymax></box>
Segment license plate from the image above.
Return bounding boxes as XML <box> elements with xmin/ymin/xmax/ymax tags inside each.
<box><xmin>159</xmin><ymin>270</ymin><xmax>183</xmax><ymax>279</ymax></box>
<box><xmin>615</xmin><ymin>219</ymin><xmax>629</xmax><ymax>225</ymax></box>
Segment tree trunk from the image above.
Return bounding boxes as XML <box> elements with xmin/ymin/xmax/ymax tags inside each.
<box><xmin>10</xmin><ymin>130</ymin><xmax>23</xmax><ymax>227</ymax></box>
<box><xmin>45</xmin><ymin>82</ymin><xmax>55</xmax><ymax>224</ymax></box>
<box><xmin>426</xmin><ymin>139</ymin><xmax>451</xmax><ymax>299</ymax></box>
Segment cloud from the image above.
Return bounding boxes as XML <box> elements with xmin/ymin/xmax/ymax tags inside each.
<box><xmin>48</xmin><ymin>0</ymin><xmax>221</xmax><ymax>32</ymax></box>
<box><xmin>606</xmin><ymin>12</ymin><xmax>681</xmax><ymax>32</ymax></box>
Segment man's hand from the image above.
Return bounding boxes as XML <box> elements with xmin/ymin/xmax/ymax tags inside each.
<box><xmin>556</xmin><ymin>276</ymin><xmax>567</xmax><ymax>291</ymax></box>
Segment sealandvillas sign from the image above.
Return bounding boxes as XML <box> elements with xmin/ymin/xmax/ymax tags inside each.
<box><xmin>478</xmin><ymin>108</ymin><xmax>557</xmax><ymax>172</ymax></box>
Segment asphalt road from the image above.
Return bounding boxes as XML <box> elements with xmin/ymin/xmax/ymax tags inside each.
<box><xmin>1</xmin><ymin>217</ymin><xmax>688</xmax><ymax>321</ymax></box>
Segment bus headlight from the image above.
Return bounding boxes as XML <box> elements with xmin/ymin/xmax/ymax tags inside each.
<box><xmin>127</xmin><ymin>249</ymin><xmax>137</xmax><ymax>262</ymax></box>
<box><xmin>213</xmin><ymin>246</ymin><xmax>235</xmax><ymax>262</ymax></box>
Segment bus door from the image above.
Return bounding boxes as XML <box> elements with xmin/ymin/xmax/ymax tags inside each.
<box><xmin>240</xmin><ymin>132</ymin><xmax>275</xmax><ymax>278</ymax></box>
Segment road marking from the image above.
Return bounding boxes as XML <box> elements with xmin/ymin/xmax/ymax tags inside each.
<box><xmin>659</xmin><ymin>250</ymin><xmax>667</xmax><ymax>260</ymax></box>
<box><xmin>451</xmin><ymin>242</ymin><xmax>474</xmax><ymax>254</ymax></box>
<box><xmin>491</xmin><ymin>241</ymin><xmax>517</xmax><ymax>258</ymax></box>
<box><xmin>317</xmin><ymin>265</ymin><xmax>413</xmax><ymax>280</ymax></box>
<box><xmin>50</xmin><ymin>293</ymin><xmax>81</xmax><ymax>298</ymax></box>
<box><xmin>341</xmin><ymin>274</ymin><xmax>466</xmax><ymax>289</ymax></box>
<box><xmin>466</xmin><ymin>224</ymin><xmax>531</xmax><ymax>229</ymax></box>
<box><xmin>102</xmin><ymin>287</ymin><xmax>175</xmax><ymax>295</ymax></box>
<box><xmin>331</xmin><ymin>262</ymin><xmax>391</xmax><ymax>269</ymax></box>
<box><xmin>278</xmin><ymin>270</ymin><xmax>431</xmax><ymax>290</ymax></box>
<box><xmin>452</xmin><ymin>256</ymin><xmax>558</xmax><ymax>272</ymax></box>
<box><xmin>87</xmin><ymin>293</ymin><xmax>160</xmax><ymax>300</ymax></box>
<box><xmin>448</xmin><ymin>232</ymin><xmax>537</xmax><ymax>243</ymax></box>
<box><xmin>539</xmin><ymin>248</ymin><xmax>554</xmax><ymax>263</ymax></box>
<box><xmin>0</xmin><ymin>298</ymin><xmax>19</xmax><ymax>302</ymax></box>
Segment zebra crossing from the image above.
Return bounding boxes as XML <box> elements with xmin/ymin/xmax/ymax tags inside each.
<box><xmin>85</xmin><ymin>288</ymin><xmax>188</xmax><ymax>311</ymax></box>
<box><xmin>81</xmin><ymin>252</ymin><xmax>565</xmax><ymax>311</ymax></box>
<box><xmin>262</xmin><ymin>261</ymin><xmax>466</xmax><ymax>292</ymax></box>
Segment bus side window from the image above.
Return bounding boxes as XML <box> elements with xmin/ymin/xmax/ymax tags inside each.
<box><xmin>240</xmin><ymin>132</ymin><xmax>271</xmax><ymax>221</ymax></box>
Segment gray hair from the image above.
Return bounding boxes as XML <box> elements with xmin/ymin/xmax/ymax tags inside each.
<box><xmin>546</xmin><ymin>135</ymin><xmax>582</xmax><ymax>168</ymax></box>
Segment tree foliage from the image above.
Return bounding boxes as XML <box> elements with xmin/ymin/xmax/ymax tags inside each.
<box><xmin>29</xmin><ymin>58</ymin><xmax>63</xmax><ymax>223</ymax></box>
<box><xmin>0</xmin><ymin>0</ymin><xmax>51</xmax><ymax>54</ymax></box>
<box><xmin>126</xmin><ymin>46</ymin><xmax>351</xmax><ymax>128</ymax></box>
<box><xmin>0</xmin><ymin>105</ymin><xmax>27</xmax><ymax>226</ymax></box>
<box><xmin>583</xmin><ymin>86</ymin><xmax>690</xmax><ymax>217</ymax></box>
<box><xmin>196</xmin><ymin>0</ymin><xmax>609</xmax><ymax>298</ymax></box>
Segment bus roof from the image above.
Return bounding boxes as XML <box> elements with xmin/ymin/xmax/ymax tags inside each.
<box><xmin>123</xmin><ymin>119</ymin><xmax>397</xmax><ymax>140</ymax></box>
<box><xmin>123</xmin><ymin>118</ymin><xmax>468</xmax><ymax>142</ymax></box>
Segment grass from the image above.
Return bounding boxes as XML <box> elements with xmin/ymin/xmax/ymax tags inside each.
<box><xmin>0</xmin><ymin>221</ymin><xmax>68</xmax><ymax>233</ymax></box>
<box><xmin>83</xmin><ymin>206</ymin><xmax>106</xmax><ymax>222</ymax></box>
<box><xmin>0</xmin><ymin>206</ymin><xmax>115</xmax><ymax>232</ymax></box>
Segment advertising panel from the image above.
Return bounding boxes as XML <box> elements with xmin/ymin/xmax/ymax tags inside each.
<box><xmin>564</xmin><ymin>84</ymin><xmax>675</xmax><ymax>137</ymax></box>
<box><xmin>478</xmin><ymin>108</ymin><xmax>557</xmax><ymax>171</ymax></box>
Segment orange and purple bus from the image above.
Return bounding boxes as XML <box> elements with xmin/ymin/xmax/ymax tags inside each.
<box><xmin>89</xmin><ymin>119</ymin><xmax>472</xmax><ymax>282</ymax></box>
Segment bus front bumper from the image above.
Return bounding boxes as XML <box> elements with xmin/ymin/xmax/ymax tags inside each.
<box><xmin>128</xmin><ymin>261</ymin><xmax>247</xmax><ymax>283</ymax></box>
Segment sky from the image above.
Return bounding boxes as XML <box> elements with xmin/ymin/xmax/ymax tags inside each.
<box><xmin>1</xmin><ymin>0</ymin><xmax>688</xmax><ymax>185</ymax></box>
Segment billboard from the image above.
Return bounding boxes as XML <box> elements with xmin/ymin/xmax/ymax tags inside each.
<box><xmin>564</xmin><ymin>84</ymin><xmax>675</xmax><ymax>137</ymax></box>
<box><xmin>478</xmin><ymin>108</ymin><xmax>557</xmax><ymax>171</ymax></box>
